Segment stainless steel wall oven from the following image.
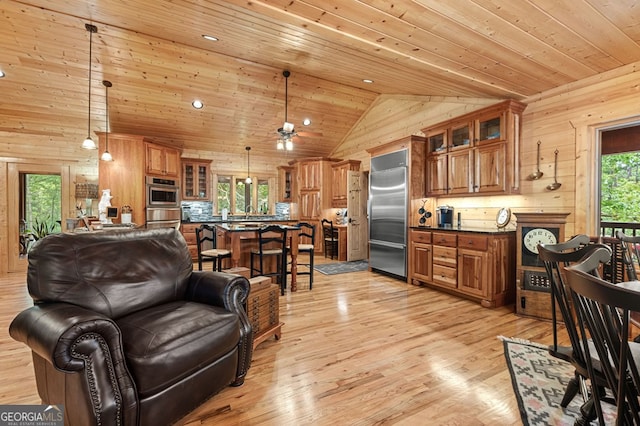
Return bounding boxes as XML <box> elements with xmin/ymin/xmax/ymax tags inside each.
<box><xmin>146</xmin><ymin>176</ymin><xmax>181</xmax><ymax>229</ymax></box>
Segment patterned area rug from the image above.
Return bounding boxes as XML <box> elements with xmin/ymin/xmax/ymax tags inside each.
<box><xmin>314</xmin><ymin>260</ymin><xmax>369</xmax><ymax>275</ymax></box>
<box><xmin>501</xmin><ymin>337</ymin><xmax>615</xmax><ymax>425</ymax></box>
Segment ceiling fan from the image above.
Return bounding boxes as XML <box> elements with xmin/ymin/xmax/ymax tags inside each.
<box><xmin>276</xmin><ymin>70</ymin><xmax>322</xmax><ymax>151</ymax></box>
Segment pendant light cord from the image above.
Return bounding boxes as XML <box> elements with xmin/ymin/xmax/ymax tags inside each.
<box><xmin>85</xmin><ymin>24</ymin><xmax>97</xmax><ymax>138</ymax></box>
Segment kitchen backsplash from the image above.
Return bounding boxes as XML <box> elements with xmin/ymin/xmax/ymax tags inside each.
<box><xmin>181</xmin><ymin>201</ymin><xmax>291</xmax><ymax>222</ymax></box>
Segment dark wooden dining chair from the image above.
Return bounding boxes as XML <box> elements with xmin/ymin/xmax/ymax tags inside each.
<box><xmin>251</xmin><ymin>225</ymin><xmax>288</xmax><ymax>295</ymax></box>
<box><xmin>321</xmin><ymin>219</ymin><xmax>338</xmax><ymax>259</ymax></box>
<box><xmin>616</xmin><ymin>230</ymin><xmax>640</xmax><ymax>281</ymax></box>
<box><xmin>291</xmin><ymin>222</ymin><xmax>315</xmax><ymax>289</ymax></box>
<box><xmin>566</xmin><ymin>247</ymin><xmax>640</xmax><ymax>425</ymax></box>
<box><xmin>195</xmin><ymin>224</ymin><xmax>232</xmax><ymax>271</ymax></box>
<box><xmin>538</xmin><ymin>237</ymin><xmax>613</xmax><ymax>422</ymax></box>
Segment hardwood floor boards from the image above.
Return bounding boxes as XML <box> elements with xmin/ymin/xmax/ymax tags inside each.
<box><xmin>0</xmin><ymin>257</ymin><xmax>559</xmax><ymax>425</ymax></box>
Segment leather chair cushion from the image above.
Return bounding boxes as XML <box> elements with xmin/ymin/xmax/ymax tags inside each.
<box><xmin>27</xmin><ymin>228</ymin><xmax>193</xmax><ymax>319</ymax></box>
<box><xmin>117</xmin><ymin>300</ymin><xmax>240</xmax><ymax>397</ymax></box>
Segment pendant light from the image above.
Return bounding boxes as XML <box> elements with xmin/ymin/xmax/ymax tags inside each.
<box><xmin>245</xmin><ymin>146</ymin><xmax>252</xmax><ymax>184</ymax></box>
<box><xmin>100</xmin><ymin>80</ymin><xmax>113</xmax><ymax>161</ymax></box>
<box><xmin>82</xmin><ymin>24</ymin><xmax>98</xmax><ymax>150</ymax></box>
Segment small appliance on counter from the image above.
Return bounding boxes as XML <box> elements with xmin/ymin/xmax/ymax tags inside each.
<box><xmin>437</xmin><ymin>205</ymin><xmax>454</xmax><ymax>228</ymax></box>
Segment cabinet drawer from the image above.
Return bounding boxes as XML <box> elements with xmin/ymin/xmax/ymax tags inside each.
<box><xmin>457</xmin><ymin>234</ymin><xmax>488</xmax><ymax>251</ymax></box>
<box><xmin>181</xmin><ymin>223</ymin><xmax>199</xmax><ymax>233</ymax></box>
<box><xmin>432</xmin><ymin>246</ymin><xmax>457</xmax><ymax>267</ymax></box>
<box><xmin>432</xmin><ymin>232</ymin><xmax>457</xmax><ymax>247</ymax></box>
<box><xmin>432</xmin><ymin>264</ymin><xmax>457</xmax><ymax>288</ymax></box>
<box><xmin>410</xmin><ymin>229</ymin><xmax>432</xmax><ymax>244</ymax></box>
<box><xmin>183</xmin><ymin>232</ymin><xmax>197</xmax><ymax>245</ymax></box>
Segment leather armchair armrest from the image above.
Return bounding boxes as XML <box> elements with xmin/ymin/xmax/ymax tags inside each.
<box><xmin>186</xmin><ymin>271</ymin><xmax>253</xmax><ymax>383</ymax></box>
<box><xmin>9</xmin><ymin>303</ymin><xmax>137</xmax><ymax>423</ymax></box>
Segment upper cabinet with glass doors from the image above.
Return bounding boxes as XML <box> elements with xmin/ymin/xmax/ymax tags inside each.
<box><xmin>424</xmin><ymin>100</ymin><xmax>526</xmax><ymax>197</ymax></box>
<box><xmin>182</xmin><ymin>159</ymin><xmax>211</xmax><ymax>200</ymax></box>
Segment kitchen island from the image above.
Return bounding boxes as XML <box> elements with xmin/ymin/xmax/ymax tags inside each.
<box><xmin>216</xmin><ymin>223</ymin><xmax>302</xmax><ymax>292</ymax></box>
<box><xmin>408</xmin><ymin>226</ymin><xmax>516</xmax><ymax>308</ymax></box>
<box><xmin>181</xmin><ymin>220</ymin><xmax>299</xmax><ymax>291</ymax></box>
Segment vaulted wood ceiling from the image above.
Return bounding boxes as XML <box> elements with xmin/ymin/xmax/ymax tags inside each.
<box><xmin>2</xmin><ymin>0</ymin><xmax>640</xmax><ymax>162</ymax></box>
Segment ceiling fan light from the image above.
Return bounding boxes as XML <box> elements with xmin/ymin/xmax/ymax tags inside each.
<box><xmin>285</xmin><ymin>139</ymin><xmax>293</xmax><ymax>151</ymax></box>
<box><xmin>277</xmin><ymin>140</ymin><xmax>284</xmax><ymax>150</ymax></box>
<box><xmin>82</xmin><ymin>137</ymin><xmax>97</xmax><ymax>150</ymax></box>
<box><xmin>283</xmin><ymin>122</ymin><xmax>294</xmax><ymax>133</ymax></box>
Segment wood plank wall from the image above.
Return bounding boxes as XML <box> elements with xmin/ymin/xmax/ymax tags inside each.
<box><xmin>2</xmin><ymin>64</ymin><xmax>640</xmax><ymax>274</ymax></box>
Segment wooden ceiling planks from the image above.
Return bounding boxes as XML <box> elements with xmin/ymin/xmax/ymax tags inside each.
<box><xmin>2</xmin><ymin>0</ymin><xmax>640</xmax><ymax>163</ymax></box>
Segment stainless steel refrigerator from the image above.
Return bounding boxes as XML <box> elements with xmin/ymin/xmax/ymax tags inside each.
<box><xmin>369</xmin><ymin>149</ymin><xmax>408</xmax><ymax>278</ymax></box>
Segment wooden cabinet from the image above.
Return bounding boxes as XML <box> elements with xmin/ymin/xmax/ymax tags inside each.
<box><xmin>408</xmin><ymin>227</ymin><xmax>515</xmax><ymax>308</ymax></box>
<box><xmin>146</xmin><ymin>142</ymin><xmax>180</xmax><ymax>177</ymax></box>
<box><xmin>182</xmin><ymin>159</ymin><xmax>210</xmax><ymax>200</ymax></box>
<box><xmin>457</xmin><ymin>234</ymin><xmax>490</xmax><ymax>298</ymax></box>
<box><xmin>180</xmin><ymin>223</ymin><xmax>199</xmax><ymax>260</ymax></box>
<box><xmin>431</xmin><ymin>232</ymin><xmax>457</xmax><ymax>289</ymax></box>
<box><xmin>98</xmin><ymin>133</ymin><xmax>182</xmax><ymax>226</ymax></box>
<box><xmin>97</xmin><ymin>133</ymin><xmax>147</xmax><ymax>226</ymax></box>
<box><xmin>247</xmin><ymin>276</ymin><xmax>282</xmax><ymax>349</ymax></box>
<box><xmin>331</xmin><ymin>160</ymin><xmax>361</xmax><ymax>207</ymax></box>
<box><xmin>277</xmin><ymin>166</ymin><xmax>294</xmax><ymax>202</ymax></box>
<box><xmin>297</xmin><ymin>160</ymin><xmax>323</xmax><ymax>191</ymax></box>
<box><xmin>424</xmin><ymin>100</ymin><xmax>526</xmax><ymax>197</ymax></box>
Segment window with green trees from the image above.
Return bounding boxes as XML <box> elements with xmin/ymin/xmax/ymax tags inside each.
<box><xmin>22</xmin><ymin>173</ymin><xmax>61</xmax><ymax>240</ymax></box>
<box><xmin>600</xmin><ymin>152</ymin><xmax>640</xmax><ymax>223</ymax></box>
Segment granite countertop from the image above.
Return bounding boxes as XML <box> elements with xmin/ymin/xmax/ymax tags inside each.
<box><xmin>410</xmin><ymin>226</ymin><xmax>515</xmax><ymax>235</ymax></box>
<box><xmin>218</xmin><ymin>223</ymin><xmax>300</xmax><ymax>232</ymax></box>
<box><xmin>183</xmin><ymin>218</ymin><xmax>296</xmax><ymax>224</ymax></box>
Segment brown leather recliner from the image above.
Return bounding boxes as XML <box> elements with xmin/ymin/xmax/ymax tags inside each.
<box><xmin>10</xmin><ymin>227</ymin><xmax>252</xmax><ymax>426</ymax></box>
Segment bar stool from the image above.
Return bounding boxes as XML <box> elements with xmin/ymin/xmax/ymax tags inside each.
<box><xmin>291</xmin><ymin>222</ymin><xmax>315</xmax><ymax>289</ymax></box>
<box><xmin>321</xmin><ymin>219</ymin><xmax>338</xmax><ymax>259</ymax></box>
<box><xmin>195</xmin><ymin>224</ymin><xmax>232</xmax><ymax>271</ymax></box>
<box><xmin>251</xmin><ymin>225</ymin><xmax>288</xmax><ymax>295</ymax></box>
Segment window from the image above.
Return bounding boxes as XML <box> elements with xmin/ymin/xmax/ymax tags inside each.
<box><xmin>235</xmin><ymin>178</ymin><xmax>249</xmax><ymax>213</ymax></box>
<box><xmin>21</xmin><ymin>173</ymin><xmax>62</xmax><ymax>253</ymax></box>
<box><xmin>258</xmin><ymin>179</ymin><xmax>269</xmax><ymax>213</ymax></box>
<box><xmin>599</xmin><ymin>125</ymin><xmax>640</xmax><ymax>236</ymax></box>
<box><xmin>600</xmin><ymin>152</ymin><xmax>640</xmax><ymax>223</ymax></box>
<box><xmin>217</xmin><ymin>176</ymin><xmax>231</xmax><ymax>213</ymax></box>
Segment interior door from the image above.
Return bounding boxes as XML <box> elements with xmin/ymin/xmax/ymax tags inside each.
<box><xmin>347</xmin><ymin>170</ymin><xmax>368</xmax><ymax>261</ymax></box>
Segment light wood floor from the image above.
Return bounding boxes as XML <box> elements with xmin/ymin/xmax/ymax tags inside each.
<box><xmin>0</xmin><ymin>257</ymin><xmax>559</xmax><ymax>425</ymax></box>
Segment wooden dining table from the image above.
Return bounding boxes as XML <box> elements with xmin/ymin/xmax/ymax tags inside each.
<box><xmin>218</xmin><ymin>223</ymin><xmax>302</xmax><ymax>292</ymax></box>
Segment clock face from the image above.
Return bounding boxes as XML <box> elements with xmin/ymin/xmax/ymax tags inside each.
<box><xmin>523</xmin><ymin>228</ymin><xmax>557</xmax><ymax>254</ymax></box>
<box><xmin>521</xmin><ymin>226</ymin><xmax>560</xmax><ymax>267</ymax></box>
<box><xmin>496</xmin><ymin>208</ymin><xmax>511</xmax><ymax>228</ymax></box>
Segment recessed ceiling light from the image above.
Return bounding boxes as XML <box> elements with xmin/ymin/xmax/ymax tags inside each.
<box><xmin>192</xmin><ymin>100</ymin><xmax>203</xmax><ymax>109</ymax></box>
<box><xmin>303</xmin><ymin>118</ymin><xmax>311</xmax><ymax>126</ymax></box>
<box><xmin>202</xmin><ymin>35</ymin><xmax>218</xmax><ymax>42</ymax></box>
<box><xmin>363</xmin><ymin>79</ymin><xmax>374</xmax><ymax>84</ymax></box>
<box><xmin>0</xmin><ymin>70</ymin><xmax>5</xmax><ymax>78</ymax></box>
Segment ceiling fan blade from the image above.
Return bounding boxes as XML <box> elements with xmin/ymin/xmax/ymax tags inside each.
<box><xmin>296</xmin><ymin>131</ymin><xmax>323</xmax><ymax>138</ymax></box>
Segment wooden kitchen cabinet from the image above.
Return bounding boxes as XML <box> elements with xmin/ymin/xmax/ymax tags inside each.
<box><xmin>408</xmin><ymin>227</ymin><xmax>515</xmax><ymax>308</ymax></box>
<box><xmin>431</xmin><ymin>232</ymin><xmax>457</xmax><ymax>289</ymax></box>
<box><xmin>146</xmin><ymin>142</ymin><xmax>180</xmax><ymax>177</ymax></box>
<box><xmin>424</xmin><ymin>100</ymin><xmax>526</xmax><ymax>197</ymax></box>
<box><xmin>331</xmin><ymin>160</ymin><xmax>361</xmax><ymax>207</ymax></box>
<box><xmin>182</xmin><ymin>159</ymin><xmax>210</xmax><ymax>200</ymax></box>
<box><xmin>277</xmin><ymin>166</ymin><xmax>294</xmax><ymax>202</ymax></box>
<box><xmin>97</xmin><ymin>133</ymin><xmax>147</xmax><ymax>226</ymax></box>
<box><xmin>180</xmin><ymin>223</ymin><xmax>199</xmax><ymax>260</ymax></box>
<box><xmin>409</xmin><ymin>230</ymin><xmax>433</xmax><ymax>284</ymax></box>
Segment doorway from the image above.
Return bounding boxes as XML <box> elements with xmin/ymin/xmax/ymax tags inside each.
<box><xmin>7</xmin><ymin>163</ymin><xmax>70</xmax><ymax>272</ymax></box>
